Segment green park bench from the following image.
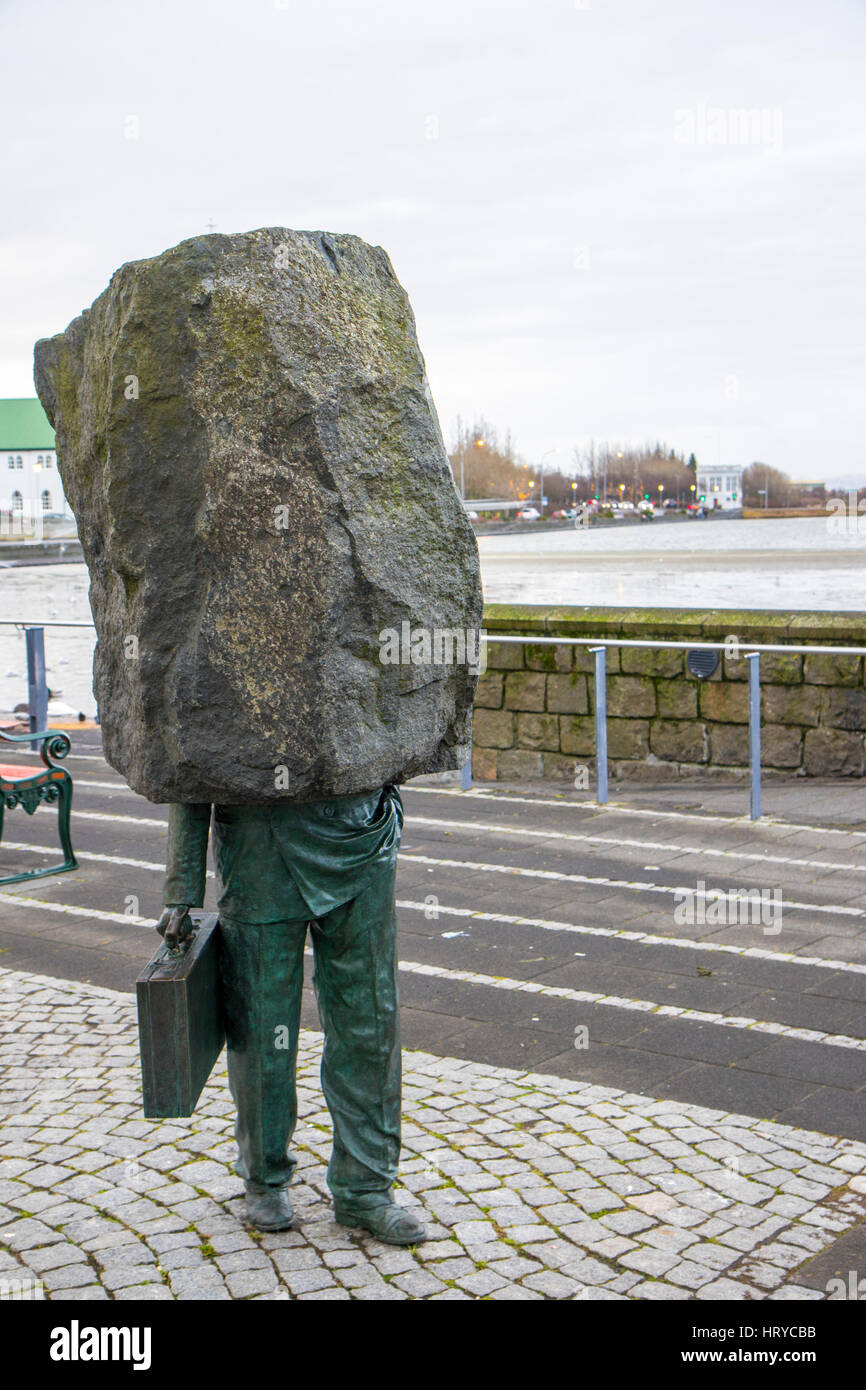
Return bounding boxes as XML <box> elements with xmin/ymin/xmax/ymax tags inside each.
<box><xmin>0</xmin><ymin>729</ymin><xmax>77</xmax><ymax>885</ymax></box>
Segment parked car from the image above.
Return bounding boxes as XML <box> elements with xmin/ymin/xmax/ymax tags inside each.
<box><xmin>517</xmin><ymin>506</ymin><xmax>540</xmax><ymax>520</ymax></box>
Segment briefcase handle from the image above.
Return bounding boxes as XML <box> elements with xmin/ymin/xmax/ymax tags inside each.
<box><xmin>156</xmin><ymin>904</ymin><xmax>198</xmax><ymax>953</ymax></box>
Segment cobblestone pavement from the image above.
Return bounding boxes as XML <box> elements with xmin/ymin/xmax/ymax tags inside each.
<box><xmin>2</xmin><ymin>967</ymin><xmax>866</xmax><ymax>1302</ymax></box>
<box><xmin>2</xmin><ymin>747</ymin><xmax>866</xmax><ymax>1142</ymax></box>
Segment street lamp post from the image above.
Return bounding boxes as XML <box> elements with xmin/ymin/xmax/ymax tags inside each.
<box><xmin>31</xmin><ymin>459</ymin><xmax>43</xmax><ymax>540</ymax></box>
<box><xmin>604</xmin><ymin>450</ymin><xmax>623</xmax><ymax>508</ymax></box>
<box><xmin>459</xmin><ymin>436</ymin><xmax>484</xmax><ymax>501</ymax></box>
<box><xmin>539</xmin><ymin>447</ymin><xmax>559</xmax><ymax>516</ymax></box>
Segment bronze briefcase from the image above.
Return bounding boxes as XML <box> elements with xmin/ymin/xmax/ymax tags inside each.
<box><xmin>136</xmin><ymin>911</ymin><xmax>225</xmax><ymax>1119</ymax></box>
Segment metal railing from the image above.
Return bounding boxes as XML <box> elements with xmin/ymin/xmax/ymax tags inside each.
<box><xmin>0</xmin><ymin>619</ymin><xmax>95</xmax><ymax>750</ymax></box>
<box><xmin>3</xmin><ymin>620</ymin><xmax>866</xmax><ymax>821</ymax></box>
<box><xmin>476</xmin><ymin>633</ymin><xmax>866</xmax><ymax>819</ymax></box>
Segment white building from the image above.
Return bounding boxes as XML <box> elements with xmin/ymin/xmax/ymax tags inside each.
<box><xmin>0</xmin><ymin>398</ymin><xmax>73</xmax><ymax>532</ymax></box>
<box><xmin>696</xmin><ymin>463</ymin><xmax>743</xmax><ymax>510</ymax></box>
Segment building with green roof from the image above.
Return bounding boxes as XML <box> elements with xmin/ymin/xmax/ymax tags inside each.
<box><xmin>0</xmin><ymin>397</ymin><xmax>72</xmax><ymax>527</ymax></box>
<box><xmin>0</xmin><ymin>398</ymin><xmax>56</xmax><ymax>449</ymax></box>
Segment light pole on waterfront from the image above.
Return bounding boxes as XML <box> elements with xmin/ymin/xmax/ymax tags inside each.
<box><xmin>539</xmin><ymin>447</ymin><xmax>559</xmax><ymax>516</ymax></box>
<box><xmin>460</xmin><ymin>435</ymin><xmax>484</xmax><ymax>501</ymax></box>
<box><xmin>754</xmin><ymin>461</ymin><xmax>770</xmax><ymax>510</ymax></box>
<box><xmin>605</xmin><ymin>450</ymin><xmax>623</xmax><ymax>507</ymax></box>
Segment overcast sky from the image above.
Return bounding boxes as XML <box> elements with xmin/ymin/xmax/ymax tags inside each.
<box><xmin>2</xmin><ymin>0</ymin><xmax>864</xmax><ymax>482</ymax></box>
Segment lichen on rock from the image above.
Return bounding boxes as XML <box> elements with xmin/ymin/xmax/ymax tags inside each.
<box><xmin>35</xmin><ymin>227</ymin><xmax>482</xmax><ymax>803</ymax></box>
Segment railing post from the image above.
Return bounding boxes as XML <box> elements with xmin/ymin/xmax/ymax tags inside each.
<box><xmin>462</xmin><ymin>634</ymin><xmax>486</xmax><ymax>791</ymax></box>
<box><xmin>590</xmin><ymin>645</ymin><xmax>608</xmax><ymax>804</ymax></box>
<box><xmin>747</xmin><ymin>650</ymin><xmax>761</xmax><ymax>820</ymax></box>
<box><xmin>26</xmin><ymin>625</ymin><xmax>48</xmax><ymax>751</ymax></box>
<box><xmin>461</xmin><ymin>727</ymin><xmax>473</xmax><ymax>790</ymax></box>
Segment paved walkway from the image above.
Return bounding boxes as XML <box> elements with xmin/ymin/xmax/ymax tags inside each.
<box><xmin>2</xmin><ymin>966</ymin><xmax>866</xmax><ymax>1302</ymax></box>
<box><xmin>2</xmin><ymin>746</ymin><xmax>866</xmax><ymax>1141</ymax></box>
<box><xmin>2</xmin><ymin>743</ymin><xmax>866</xmax><ymax>1300</ymax></box>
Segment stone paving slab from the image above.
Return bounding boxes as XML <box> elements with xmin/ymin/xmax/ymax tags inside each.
<box><xmin>2</xmin><ymin>751</ymin><xmax>866</xmax><ymax>1142</ymax></box>
<box><xmin>2</xmin><ymin>965</ymin><xmax>866</xmax><ymax>1302</ymax></box>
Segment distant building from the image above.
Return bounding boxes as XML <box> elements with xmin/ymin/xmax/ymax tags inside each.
<box><xmin>789</xmin><ymin>481</ymin><xmax>827</xmax><ymax>506</ymax></box>
<box><xmin>0</xmin><ymin>398</ymin><xmax>73</xmax><ymax>527</ymax></box>
<box><xmin>696</xmin><ymin>463</ymin><xmax>743</xmax><ymax>510</ymax></box>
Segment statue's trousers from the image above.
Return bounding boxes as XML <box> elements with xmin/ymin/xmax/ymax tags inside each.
<box><xmin>163</xmin><ymin>788</ymin><xmax>404</xmax><ymax>1210</ymax></box>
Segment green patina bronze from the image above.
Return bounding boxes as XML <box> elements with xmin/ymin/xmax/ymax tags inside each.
<box><xmin>159</xmin><ymin>785</ymin><xmax>424</xmax><ymax>1244</ymax></box>
<box><xmin>33</xmin><ymin>228</ymin><xmax>479</xmax><ymax>1248</ymax></box>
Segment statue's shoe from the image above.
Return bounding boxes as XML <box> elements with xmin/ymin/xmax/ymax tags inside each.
<box><xmin>244</xmin><ymin>1184</ymin><xmax>295</xmax><ymax>1232</ymax></box>
<box><xmin>334</xmin><ymin>1202</ymin><xmax>427</xmax><ymax>1246</ymax></box>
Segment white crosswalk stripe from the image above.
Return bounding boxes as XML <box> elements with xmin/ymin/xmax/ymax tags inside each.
<box><xmin>402</xmin><ymin>852</ymin><xmax>866</xmax><ymax>918</ymax></box>
<box><xmin>5</xmin><ymin>761</ymin><xmax>856</xmax><ymax>838</ymax></box>
<box><xmin>1</xmin><ymin>887</ymin><xmax>861</xmax><ymax>1053</ymax></box>
<box><xmin>17</xmin><ymin>810</ymin><xmax>866</xmax><ymax>919</ymax></box>
<box><xmin>394</xmin><ymin>959</ymin><xmax>866</xmax><ymax>1053</ymax></box>
<box><xmin>404</xmin><ymin>784</ymin><xmax>866</xmax><ymax>839</ymax></box>
<box><xmin>394</xmin><ymin>899</ymin><xmax>866</xmax><ymax>976</ymax></box>
<box><xmin>406</xmin><ymin>814</ymin><xmax>866</xmax><ymax>874</ymax></box>
<box><xmin>2</xmin><ymin>841</ymin><xmax>172</xmax><ymax>873</ymax></box>
<box><xmin>0</xmin><ymin>890</ymin><xmax>155</xmax><ymax>927</ymax></box>
<box><xmin>74</xmin><ymin>809</ymin><xmax>167</xmax><ymax>827</ymax></box>
<box><xmin>5</xmin><ymin>839</ymin><xmax>864</xmax><ymax>977</ymax></box>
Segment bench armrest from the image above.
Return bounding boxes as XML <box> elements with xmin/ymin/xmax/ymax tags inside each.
<box><xmin>0</xmin><ymin>728</ymin><xmax>72</xmax><ymax>769</ymax></box>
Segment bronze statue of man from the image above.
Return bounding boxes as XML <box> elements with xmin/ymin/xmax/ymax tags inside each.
<box><xmin>157</xmin><ymin>789</ymin><xmax>418</xmax><ymax>1240</ymax></box>
<box><xmin>35</xmin><ymin>227</ymin><xmax>482</xmax><ymax>1249</ymax></box>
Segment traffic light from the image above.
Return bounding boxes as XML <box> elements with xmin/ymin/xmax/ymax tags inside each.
<box><xmin>644</xmin><ymin>494</ymin><xmax>649</xmax><ymax>501</ymax></box>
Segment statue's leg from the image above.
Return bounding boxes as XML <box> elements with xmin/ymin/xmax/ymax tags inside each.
<box><xmin>219</xmin><ymin>914</ymin><xmax>307</xmax><ymax>1192</ymax></box>
<box><xmin>310</xmin><ymin>865</ymin><xmax>401</xmax><ymax>1213</ymax></box>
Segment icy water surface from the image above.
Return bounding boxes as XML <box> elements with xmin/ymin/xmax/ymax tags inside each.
<box><xmin>1</xmin><ymin>517</ymin><xmax>863</xmax><ymax>715</ymax></box>
<box><xmin>479</xmin><ymin>515</ymin><xmax>866</xmax><ymax>610</ymax></box>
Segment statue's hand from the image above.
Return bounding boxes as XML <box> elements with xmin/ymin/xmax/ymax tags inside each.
<box><xmin>156</xmin><ymin>906</ymin><xmax>194</xmax><ymax>951</ymax></box>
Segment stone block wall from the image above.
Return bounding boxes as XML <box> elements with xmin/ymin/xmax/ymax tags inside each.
<box><xmin>472</xmin><ymin>606</ymin><xmax>866</xmax><ymax>783</ymax></box>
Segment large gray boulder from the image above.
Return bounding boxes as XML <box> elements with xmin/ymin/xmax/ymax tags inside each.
<box><xmin>34</xmin><ymin>228</ymin><xmax>482</xmax><ymax>803</ymax></box>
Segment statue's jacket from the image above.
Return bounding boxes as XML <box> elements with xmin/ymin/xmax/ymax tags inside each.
<box><xmin>163</xmin><ymin>786</ymin><xmax>404</xmax><ymax>923</ymax></box>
